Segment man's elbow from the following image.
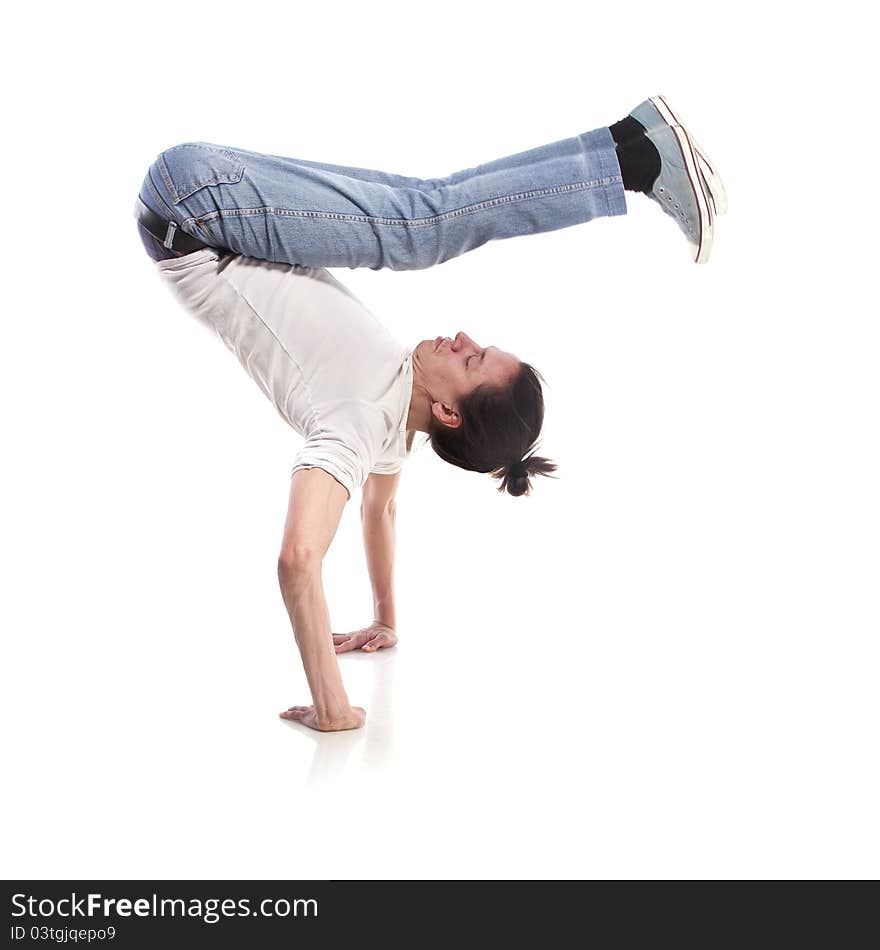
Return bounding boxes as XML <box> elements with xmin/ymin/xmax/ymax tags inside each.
<box><xmin>277</xmin><ymin>544</ymin><xmax>322</xmax><ymax>581</ymax></box>
<box><xmin>360</xmin><ymin>497</ymin><xmax>396</xmax><ymax>522</ymax></box>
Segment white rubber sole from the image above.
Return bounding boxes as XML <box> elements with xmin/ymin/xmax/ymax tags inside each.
<box><xmin>653</xmin><ymin>94</ymin><xmax>728</xmax><ymax>216</ymax></box>
<box><xmin>649</xmin><ymin>95</ymin><xmax>714</xmax><ymax>264</ymax></box>
<box><xmin>693</xmin><ymin>145</ymin><xmax>727</xmax><ymax>215</ymax></box>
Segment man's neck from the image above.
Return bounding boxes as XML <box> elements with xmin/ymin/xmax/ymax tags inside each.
<box><xmin>406</xmin><ymin>383</ymin><xmax>432</xmax><ymax>433</ymax></box>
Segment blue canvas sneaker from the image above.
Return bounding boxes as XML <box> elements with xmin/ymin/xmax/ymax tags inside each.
<box><xmin>628</xmin><ymin>95</ymin><xmax>726</xmax><ymax>263</ymax></box>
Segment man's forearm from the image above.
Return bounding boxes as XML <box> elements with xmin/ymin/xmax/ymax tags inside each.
<box><xmin>361</xmin><ymin>506</ymin><xmax>396</xmax><ymax>628</ymax></box>
<box><xmin>277</xmin><ymin>563</ymin><xmax>352</xmax><ymax>721</ymax></box>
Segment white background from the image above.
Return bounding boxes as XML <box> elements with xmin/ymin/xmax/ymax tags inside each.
<box><xmin>2</xmin><ymin>0</ymin><xmax>877</xmax><ymax>880</ymax></box>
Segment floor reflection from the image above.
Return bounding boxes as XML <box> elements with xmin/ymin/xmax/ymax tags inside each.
<box><xmin>284</xmin><ymin>647</ymin><xmax>397</xmax><ymax>785</ymax></box>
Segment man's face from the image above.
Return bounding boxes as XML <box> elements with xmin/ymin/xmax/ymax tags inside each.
<box><xmin>415</xmin><ymin>332</ymin><xmax>521</xmax><ymax>424</ymax></box>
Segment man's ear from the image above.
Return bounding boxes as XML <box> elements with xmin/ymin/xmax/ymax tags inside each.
<box><xmin>431</xmin><ymin>401</ymin><xmax>461</xmax><ymax>429</ymax></box>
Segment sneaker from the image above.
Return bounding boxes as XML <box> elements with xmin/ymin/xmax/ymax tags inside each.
<box><xmin>629</xmin><ymin>95</ymin><xmax>724</xmax><ymax>263</ymax></box>
<box><xmin>639</xmin><ymin>95</ymin><xmax>727</xmax><ymax>215</ymax></box>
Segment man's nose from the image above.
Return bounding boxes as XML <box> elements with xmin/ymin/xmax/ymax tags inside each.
<box><xmin>453</xmin><ymin>332</ymin><xmax>478</xmax><ymax>352</ymax></box>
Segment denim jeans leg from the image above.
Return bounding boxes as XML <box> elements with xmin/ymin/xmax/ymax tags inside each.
<box><xmin>137</xmin><ymin>127</ymin><xmax>626</xmax><ymax>271</ymax></box>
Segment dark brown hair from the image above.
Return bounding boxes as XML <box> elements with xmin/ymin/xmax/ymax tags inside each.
<box><xmin>427</xmin><ymin>362</ymin><xmax>557</xmax><ymax>497</ymax></box>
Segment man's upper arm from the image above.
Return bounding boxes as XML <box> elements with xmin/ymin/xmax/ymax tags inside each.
<box><xmin>361</xmin><ymin>471</ymin><xmax>401</xmax><ymax>514</ymax></box>
<box><xmin>278</xmin><ymin>467</ymin><xmax>349</xmax><ymax>568</ymax></box>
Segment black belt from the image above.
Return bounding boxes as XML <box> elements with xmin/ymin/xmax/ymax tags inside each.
<box><xmin>133</xmin><ymin>196</ymin><xmax>211</xmax><ymax>254</ymax></box>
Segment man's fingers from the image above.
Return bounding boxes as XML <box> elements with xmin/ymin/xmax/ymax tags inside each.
<box><xmin>361</xmin><ymin>633</ymin><xmax>391</xmax><ymax>652</ymax></box>
<box><xmin>335</xmin><ymin>637</ymin><xmax>363</xmax><ymax>654</ymax></box>
<box><xmin>333</xmin><ymin>633</ymin><xmax>361</xmax><ymax>644</ymax></box>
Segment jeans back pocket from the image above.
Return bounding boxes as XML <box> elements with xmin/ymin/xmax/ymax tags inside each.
<box><xmin>158</xmin><ymin>142</ymin><xmax>245</xmax><ymax>205</ymax></box>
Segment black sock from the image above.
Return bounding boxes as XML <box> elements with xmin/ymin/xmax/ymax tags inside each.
<box><xmin>609</xmin><ymin>116</ymin><xmax>661</xmax><ymax>194</ymax></box>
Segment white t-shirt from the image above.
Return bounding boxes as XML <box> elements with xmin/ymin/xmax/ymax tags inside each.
<box><xmin>155</xmin><ymin>247</ymin><xmax>415</xmax><ymax>500</ymax></box>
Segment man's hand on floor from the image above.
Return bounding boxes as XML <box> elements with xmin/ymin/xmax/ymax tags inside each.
<box><xmin>279</xmin><ymin>705</ymin><xmax>366</xmax><ymax>732</ymax></box>
<box><xmin>333</xmin><ymin>622</ymin><xmax>398</xmax><ymax>654</ymax></box>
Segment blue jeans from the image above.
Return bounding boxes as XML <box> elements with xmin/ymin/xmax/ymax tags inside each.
<box><xmin>137</xmin><ymin>126</ymin><xmax>626</xmax><ymax>270</ymax></box>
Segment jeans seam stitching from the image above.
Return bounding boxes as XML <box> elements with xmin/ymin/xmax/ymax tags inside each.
<box><xmin>183</xmin><ymin>176</ymin><xmax>623</xmax><ymax>229</ymax></box>
<box><xmin>157</xmin><ymin>154</ymin><xmax>180</xmax><ymax>204</ymax></box>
